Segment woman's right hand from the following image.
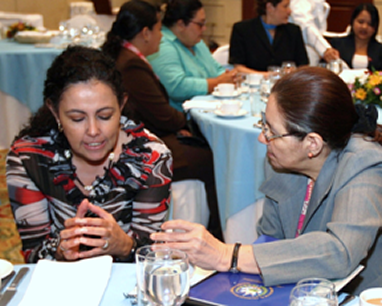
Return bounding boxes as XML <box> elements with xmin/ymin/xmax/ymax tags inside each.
<box><xmin>56</xmin><ymin>199</ymin><xmax>91</xmax><ymax>260</ymax></box>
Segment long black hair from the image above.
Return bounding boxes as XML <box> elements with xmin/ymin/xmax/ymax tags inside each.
<box><xmin>102</xmin><ymin>0</ymin><xmax>161</xmax><ymax>60</ymax></box>
<box><xmin>16</xmin><ymin>46</ymin><xmax>124</xmax><ymax>140</ymax></box>
<box><xmin>350</xmin><ymin>3</ymin><xmax>380</xmax><ymax>41</ymax></box>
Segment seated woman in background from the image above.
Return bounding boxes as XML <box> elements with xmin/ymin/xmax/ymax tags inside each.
<box><xmin>6</xmin><ymin>46</ymin><xmax>172</xmax><ymax>263</ymax></box>
<box><xmin>229</xmin><ymin>0</ymin><xmax>309</xmax><ymax>74</ymax></box>
<box><xmin>147</xmin><ymin>0</ymin><xmax>236</xmax><ymax>112</ymax></box>
<box><xmin>330</xmin><ymin>3</ymin><xmax>382</xmax><ymax>70</ymax></box>
<box><xmin>101</xmin><ymin>0</ymin><xmax>223</xmax><ymax>240</ymax></box>
<box><xmin>151</xmin><ymin>67</ymin><xmax>382</xmax><ymax>294</ymax></box>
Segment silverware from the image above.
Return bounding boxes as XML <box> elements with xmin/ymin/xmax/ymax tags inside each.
<box><xmin>0</xmin><ymin>271</ymin><xmax>15</xmax><ymax>293</ymax></box>
<box><xmin>0</xmin><ymin>267</ymin><xmax>29</xmax><ymax>306</ymax></box>
<box><xmin>339</xmin><ymin>294</ymin><xmax>355</xmax><ymax>306</ymax></box>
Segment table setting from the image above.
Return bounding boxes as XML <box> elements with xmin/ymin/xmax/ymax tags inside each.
<box><xmin>0</xmin><ymin>241</ymin><xmax>365</xmax><ymax>306</ymax></box>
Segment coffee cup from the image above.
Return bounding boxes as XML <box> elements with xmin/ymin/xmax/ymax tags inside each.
<box><xmin>216</xmin><ymin>83</ymin><xmax>235</xmax><ymax>96</ymax></box>
<box><xmin>218</xmin><ymin>100</ymin><xmax>242</xmax><ymax>115</ymax></box>
<box><xmin>247</xmin><ymin>73</ymin><xmax>262</xmax><ymax>86</ymax></box>
<box><xmin>360</xmin><ymin>288</ymin><xmax>382</xmax><ymax>306</ymax></box>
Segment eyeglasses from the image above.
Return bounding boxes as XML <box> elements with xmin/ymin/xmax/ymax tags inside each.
<box><xmin>190</xmin><ymin>20</ymin><xmax>207</xmax><ymax>28</ymax></box>
<box><xmin>258</xmin><ymin>112</ymin><xmax>305</xmax><ymax>142</ymax></box>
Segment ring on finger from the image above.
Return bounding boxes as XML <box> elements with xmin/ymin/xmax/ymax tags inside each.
<box><xmin>102</xmin><ymin>239</ymin><xmax>109</xmax><ymax>250</ymax></box>
<box><xmin>59</xmin><ymin>244</ymin><xmax>67</xmax><ymax>252</ymax></box>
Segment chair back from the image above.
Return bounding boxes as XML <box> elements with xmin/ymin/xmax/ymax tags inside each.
<box><xmin>212</xmin><ymin>44</ymin><xmax>229</xmax><ymax>66</ymax></box>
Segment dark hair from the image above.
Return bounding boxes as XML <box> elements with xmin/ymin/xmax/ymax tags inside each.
<box><xmin>350</xmin><ymin>3</ymin><xmax>379</xmax><ymax>41</ymax></box>
<box><xmin>102</xmin><ymin>0</ymin><xmax>161</xmax><ymax>60</ymax></box>
<box><xmin>271</xmin><ymin>66</ymin><xmax>382</xmax><ymax>150</ymax></box>
<box><xmin>162</xmin><ymin>0</ymin><xmax>203</xmax><ymax>27</ymax></box>
<box><xmin>16</xmin><ymin>45</ymin><xmax>124</xmax><ymax>139</ymax></box>
<box><xmin>256</xmin><ymin>0</ymin><xmax>282</xmax><ymax>16</ymax></box>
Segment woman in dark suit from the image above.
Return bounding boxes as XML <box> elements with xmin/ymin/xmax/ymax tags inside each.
<box><xmin>330</xmin><ymin>3</ymin><xmax>382</xmax><ymax>70</ymax></box>
<box><xmin>229</xmin><ymin>0</ymin><xmax>309</xmax><ymax>74</ymax></box>
<box><xmin>102</xmin><ymin>0</ymin><xmax>223</xmax><ymax>240</ymax></box>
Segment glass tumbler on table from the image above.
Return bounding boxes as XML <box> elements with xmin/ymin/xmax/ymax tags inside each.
<box><xmin>144</xmin><ymin>248</ymin><xmax>190</xmax><ymax>306</ymax></box>
<box><xmin>136</xmin><ymin>245</ymin><xmax>156</xmax><ymax>305</ymax></box>
<box><xmin>289</xmin><ymin>280</ymin><xmax>338</xmax><ymax>306</ymax></box>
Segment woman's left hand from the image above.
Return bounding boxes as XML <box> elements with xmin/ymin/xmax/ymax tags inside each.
<box><xmin>150</xmin><ymin>220</ymin><xmax>232</xmax><ymax>271</ymax></box>
<box><xmin>60</xmin><ymin>199</ymin><xmax>132</xmax><ymax>260</ymax></box>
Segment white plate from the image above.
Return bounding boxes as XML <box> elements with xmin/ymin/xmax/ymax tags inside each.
<box><xmin>212</xmin><ymin>90</ymin><xmax>241</xmax><ymax>98</ymax></box>
<box><xmin>214</xmin><ymin>109</ymin><xmax>248</xmax><ymax>118</ymax></box>
<box><xmin>0</xmin><ymin>259</ymin><xmax>14</xmax><ymax>279</ymax></box>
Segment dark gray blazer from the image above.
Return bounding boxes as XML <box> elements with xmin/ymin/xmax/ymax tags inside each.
<box><xmin>229</xmin><ymin>17</ymin><xmax>309</xmax><ymax>71</ymax></box>
<box><xmin>253</xmin><ymin>136</ymin><xmax>382</xmax><ymax>294</ymax></box>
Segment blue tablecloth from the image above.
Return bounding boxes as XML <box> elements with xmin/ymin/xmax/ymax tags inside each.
<box><xmin>190</xmin><ymin>96</ymin><xmax>267</xmax><ymax>229</ymax></box>
<box><xmin>0</xmin><ymin>40</ymin><xmax>62</xmax><ymax>114</ymax></box>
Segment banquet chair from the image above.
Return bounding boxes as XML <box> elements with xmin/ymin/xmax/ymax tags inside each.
<box><xmin>168</xmin><ymin>180</ymin><xmax>209</xmax><ymax>227</ymax></box>
<box><xmin>65</xmin><ymin>14</ymin><xmax>98</xmax><ymax>30</ymax></box>
<box><xmin>212</xmin><ymin>44</ymin><xmax>230</xmax><ymax>67</ymax></box>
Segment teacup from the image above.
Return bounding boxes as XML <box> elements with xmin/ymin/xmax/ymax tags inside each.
<box><xmin>247</xmin><ymin>73</ymin><xmax>262</xmax><ymax>86</ymax></box>
<box><xmin>216</xmin><ymin>83</ymin><xmax>235</xmax><ymax>96</ymax></box>
<box><xmin>218</xmin><ymin>100</ymin><xmax>242</xmax><ymax>115</ymax></box>
<box><xmin>360</xmin><ymin>287</ymin><xmax>382</xmax><ymax>306</ymax></box>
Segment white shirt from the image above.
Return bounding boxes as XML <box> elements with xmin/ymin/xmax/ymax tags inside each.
<box><xmin>352</xmin><ymin>54</ymin><xmax>369</xmax><ymax>69</ymax></box>
<box><xmin>289</xmin><ymin>0</ymin><xmax>331</xmax><ymax>57</ymax></box>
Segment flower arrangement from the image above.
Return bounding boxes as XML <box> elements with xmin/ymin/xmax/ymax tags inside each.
<box><xmin>350</xmin><ymin>70</ymin><xmax>382</xmax><ymax>108</ymax></box>
<box><xmin>6</xmin><ymin>22</ymin><xmax>36</xmax><ymax>39</ymax></box>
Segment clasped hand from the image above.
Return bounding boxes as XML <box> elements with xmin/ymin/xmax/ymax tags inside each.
<box><xmin>57</xmin><ymin>199</ymin><xmax>131</xmax><ymax>261</ymax></box>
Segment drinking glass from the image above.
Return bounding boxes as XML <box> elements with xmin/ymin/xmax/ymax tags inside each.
<box><xmin>136</xmin><ymin>245</ymin><xmax>156</xmax><ymax>305</ymax></box>
<box><xmin>289</xmin><ymin>282</ymin><xmax>338</xmax><ymax>306</ymax></box>
<box><xmin>268</xmin><ymin>65</ymin><xmax>282</xmax><ymax>82</ymax></box>
<box><xmin>282</xmin><ymin>61</ymin><xmax>297</xmax><ymax>75</ymax></box>
<box><xmin>144</xmin><ymin>248</ymin><xmax>190</xmax><ymax>306</ymax></box>
<box><xmin>328</xmin><ymin>59</ymin><xmax>343</xmax><ymax>75</ymax></box>
<box><xmin>260</xmin><ymin>75</ymin><xmax>272</xmax><ymax>103</ymax></box>
<box><xmin>249</xmin><ymin>88</ymin><xmax>263</xmax><ymax>117</ymax></box>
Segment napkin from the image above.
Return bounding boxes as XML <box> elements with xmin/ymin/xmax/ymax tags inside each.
<box><xmin>182</xmin><ymin>100</ymin><xmax>221</xmax><ymax>111</ymax></box>
<box><xmin>339</xmin><ymin>68</ymin><xmax>368</xmax><ymax>84</ymax></box>
<box><xmin>19</xmin><ymin>255</ymin><xmax>113</xmax><ymax>306</ymax></box>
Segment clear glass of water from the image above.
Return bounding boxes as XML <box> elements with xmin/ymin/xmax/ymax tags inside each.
<box><xmin>289</xmin><ymin>281</ymin><xmax>338</xmax><ymax>306</ymax></box>
<box><xmin>136</xmin><ymin>245</ymin><xmax>156</xmax><ymax>305</ymax></box>
<box><xmin>260</xmin><ymin>75</ymin><xmax>272</xmax><ymax>103</ymax></box>
<box><xmin>144</xmin><ymin>248</ymin><xmax>190</xmax><ymax>306</ymax></box>
<box><xmin>281</xmin><ymin>61</ymin><xmax>297</xmax><ymax>75</ymax></box>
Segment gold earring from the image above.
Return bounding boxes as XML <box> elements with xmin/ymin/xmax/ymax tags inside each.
<box><xmin>57</xmin><ymin>121</ymin><xmax>63</xmax><ymax>132</ymax></box>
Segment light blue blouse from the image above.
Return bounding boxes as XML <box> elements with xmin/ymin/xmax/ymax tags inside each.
<box><xmin>147</xmin><ymin>26</ymin><xmax>225</xmax><ymax>111</ymax></box>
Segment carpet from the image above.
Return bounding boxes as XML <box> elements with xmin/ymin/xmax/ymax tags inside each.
<box><xmin>0</xmin><ymin>149</ymin><xmax>24</xmax><ymax>264</ymax></box>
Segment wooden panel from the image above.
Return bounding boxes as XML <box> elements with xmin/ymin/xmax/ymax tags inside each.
<box><xmin>327</xmin><ymin>0</ymin><xmax>373</xmax><ymax>32</ymax></box>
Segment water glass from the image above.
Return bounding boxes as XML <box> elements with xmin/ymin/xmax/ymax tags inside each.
<box><xmin>144</xmin><ymin>248</ymin><xmax>190</xmax><ymax>306</ymax></box>
<box><xmin>289</xmin><ymin>282</ymin><xmax>338</xmax><ymax>306</ymax></box>
<box><xmin>249</xmin><ymin>88</ymin><xmax>263</xmax><ymax>117</ymax></box>
<box><xmin>282</xmin><ymin>61</ymin><xmax>297</xmax><ymax>75</ymax></box>
<box><xmin>260</xmin><ymin>75</ymin><xmax>272</xmax><ymax>103</ymax></box>
<box><xmin>328</xmin><ymin>59</ymin><xmax>343</xmax><ymax>75</ymax></box>
<box><xmin>136</xmin><ymin>245</ymin><xmax>156</xmax><ymax>305</ymax></box>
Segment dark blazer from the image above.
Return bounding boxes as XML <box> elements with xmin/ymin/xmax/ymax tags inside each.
<box><xmin>116</xmin><ymin>48</ymin><xmax>188</xmax><ymax>169</ymax></box>
<box><xmin>229</xmin><ymin>17</ymin><xmax>309</xmax><ymax>71</ymax></box>
<box><xmin>330</xmin><ymin>34</ymin><xmax>382</xmax><ymax>70</ymax></box>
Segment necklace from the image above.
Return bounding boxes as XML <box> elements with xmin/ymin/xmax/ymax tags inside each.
<box><xmin>65</xmin><ymin>150</ymin><xmax>115</xmax><ymax>192</ymax></box>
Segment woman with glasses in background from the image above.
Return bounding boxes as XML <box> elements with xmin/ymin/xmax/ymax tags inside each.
<box><xmin>229</xmin><ymin>0</ymin><xmax>309</xmax><ymax>75</ymax></box>
<box><xmin>147</xmin><ymin>0</ymin><xmax>237</xmax><ymax>112</ymax></box>
<box><xmin>330</xmin><ymin>3</ymin><xmax>382</xmax><ymax>70</ymax></box>
<box><xmin>102</xmin><ymin>0</ymin><xmax>223</xmax><ymax>240</ymax></box>
<box><xmin>150</xmin><ymin>66</ymin><xmax>382</xmax><ymax>294</ymax></box>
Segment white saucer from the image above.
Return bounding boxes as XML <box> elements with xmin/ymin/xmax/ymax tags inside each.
<box><xmin>212</xmin><ymin>90</ymin><xmax>241</xmax><ymax>98</ymax></box>
<box><xmin>0</xmin><ymin>259</ymin><xmax>14</xmax><ymax>279</ymax></box>
<box><xmin>214</xmin><ymin>109</ymin><xmax>248</xmax><ymax>118</ymax></box>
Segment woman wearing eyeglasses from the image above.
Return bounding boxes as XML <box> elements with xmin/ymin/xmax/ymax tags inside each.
<box><xmin>147</xmin><ymin>0</ymin><xmax>236</xmax><ymax>112</ymax></box>
<box><xmin>150</xmin><ymin>66</ymin><xmax>382</xmax><ymax>294</ymax></box>
<box><xmin>102</xmin><ymin>0</ymin><xmax>223</xmax><ymax>240</ymax></box>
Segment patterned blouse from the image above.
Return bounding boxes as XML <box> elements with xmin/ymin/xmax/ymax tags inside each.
<box><xmin>6</xmin><ymin>117</ymin><xmax>172</xmax><ymax>263</ymax></box>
